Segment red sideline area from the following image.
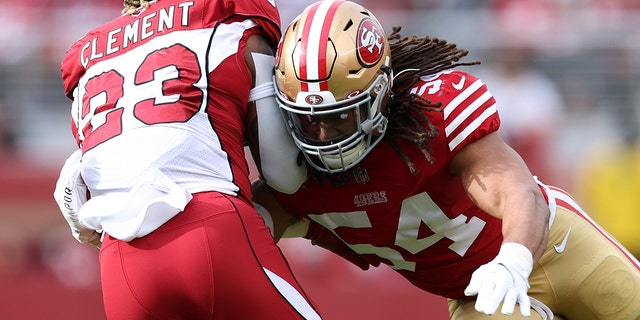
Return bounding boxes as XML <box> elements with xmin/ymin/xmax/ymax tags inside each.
<box><xmin>0</xmin><ymin>154</ymin><xmax>448</xmax><ymax>319</ymax></box>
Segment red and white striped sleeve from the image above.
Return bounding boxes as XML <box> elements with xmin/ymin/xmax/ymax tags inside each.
<box><xmin>420</xmin><ymin>70</ymin><xmax>501</xmax><ymax>156</ymax></box>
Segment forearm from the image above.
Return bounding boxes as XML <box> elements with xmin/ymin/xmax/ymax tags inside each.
<box><xmin>496</xmin><ymin>182</ymin><xmax>549</xmax><ymax>263</ymax></box>
<box><xmin>454</xmin><ymin>133</ymin><xmax>550</xmax><ymax>263</ymax></box>
<box><xmin>464</xmin><ymin>178</ymin><xmax>549</xmax><ymax>316</ymax></box>
<box><xmin>251</xmin><ymin>178</ymin><xmax>299</xmax><ymax>241</ymax></box>
<box><xmin>455</xmin><ymin>133</ymin><xmax>550</xmax><ymax>316</ymax></box>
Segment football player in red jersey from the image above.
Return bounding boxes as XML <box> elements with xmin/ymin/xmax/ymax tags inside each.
<box><xmin>53</xmin><ymin>0</ymin><xmax>318</xmax><ymax>319</ymax></box>
<box><xmin>252</xmin><ymin>0</ymin><xmax>640</xmax><ymax>319</ymax></box>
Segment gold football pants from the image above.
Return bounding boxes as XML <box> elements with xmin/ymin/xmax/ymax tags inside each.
<box><xmin>449</xmin><ymin>186</ymin><xmax>640</xmax><ymax>320</ymax></box>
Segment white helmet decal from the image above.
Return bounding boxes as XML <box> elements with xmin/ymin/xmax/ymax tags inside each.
<box><xmin>357</xmin><ymin>18</ymin><xmax>385</xmax><ymax>66</ymax></box>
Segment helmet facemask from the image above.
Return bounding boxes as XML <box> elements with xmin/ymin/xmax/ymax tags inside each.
<box><xmin>276</xmin><ymin>73</ymin><xmax>390</xmax><ymax>173</ymax></box>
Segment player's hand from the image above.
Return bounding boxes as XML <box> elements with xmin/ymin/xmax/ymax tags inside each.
<box><xmin>305</xmin><ymin>220</ymin><xmax>378</xmax><ymax>271</ymax></box>
<box><xmin>53</xmin><ymin>150</ymin><xmax>102</xmax><ymax>248</ymax></box>
<box><xmin>464</xmin><ymin>242</ymin><xmax>533</xmax><ymax>317</ymax></box>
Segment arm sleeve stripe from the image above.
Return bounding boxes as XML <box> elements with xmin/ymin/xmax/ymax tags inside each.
<box><xmin>445</xmin><ymin>90</ymin><xmax>493</xmax><ymax>137</ymax></box>
<box><xmin>443</xmin><ymin>79</ymin><xmax>484</xmax><ymax>119</ymax></box>
<box><xmin>448</xmin><ymin>104</ymin><xmax>497</xmax><ymax>152</ymax></box>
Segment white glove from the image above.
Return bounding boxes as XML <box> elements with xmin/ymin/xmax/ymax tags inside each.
<box><xmin>464</xmin><ymin>242</ymin><xmax>533</xmax><ymax>316</ymax></box>
<box><xmin>53</xmin><ymin>150</ymin><xmax>101</xmax><ymax>248</ymax></box>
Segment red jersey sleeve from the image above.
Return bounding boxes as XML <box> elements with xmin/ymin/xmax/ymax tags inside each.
<box><xmin>223</xmin><ymin>0</ymin><xmax>281</xmax><ymax>48</ymax></box>
<box><xmin>419</xmin><ymin>70</ymin><xmax>500</xmax><ymax>158</ymax></box>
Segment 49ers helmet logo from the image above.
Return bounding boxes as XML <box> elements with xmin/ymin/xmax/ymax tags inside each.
<box><xmin>356</xmin><ymin>18</ymin><xmax>385</xmax><ymax>66</ymax></box>
<box><xmin>305</xmin><ymin>94</ymin><xmax>324</xmax><ymax>105</ymax></box>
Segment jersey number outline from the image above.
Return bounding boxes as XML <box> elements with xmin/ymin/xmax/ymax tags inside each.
<box><xmin>410</xmin><ymin>79</ymin><xmax>442</xmax><ymax>96</ymax></box>
<box><xmin>78</xmin><ymin>44</ymin><xmax>203</xmax><ymax>152</ymax></box>
<box><xmin>309</xmin><ymin>192</ymin><xmax>485</xmax><ymax>271</ymax></box>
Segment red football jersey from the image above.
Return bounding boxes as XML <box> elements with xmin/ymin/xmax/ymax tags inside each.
<box><xmin>274</xmin><ymin>70</ymin><xmax>506</xmax><ymax>300</ymax></box>
<box><xmin>60</xmin><ymin>0</ymin><xmax>280</xmax><ymax>203</ymax></box>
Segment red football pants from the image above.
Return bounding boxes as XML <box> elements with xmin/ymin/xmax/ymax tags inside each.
<box><xmin>99</xmin><ymin>191</ymin><xmax>322</xmax><ymax>319</ymax></box>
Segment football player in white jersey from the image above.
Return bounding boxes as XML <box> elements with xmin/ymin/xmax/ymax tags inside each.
<box><xmin>252</xmin><ymin>0</ymin><xmax>640</xmax><ymax>319</ymax></box>
<box><xmin>54</xmin><ymin>0</ymin><xmax>318</xmax><ymax>319</ymax></box>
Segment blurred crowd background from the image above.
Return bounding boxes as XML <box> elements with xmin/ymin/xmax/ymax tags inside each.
<box><xmin>1</xmin><ymin>0</ymin><xmax>639</xmax><ymax>319</ymax></box>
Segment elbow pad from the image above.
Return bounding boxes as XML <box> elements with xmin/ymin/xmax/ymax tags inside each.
<box><xmin>250</xmin><ymin>53</ymin><xmax>307</xmax><ymax>194</ymax></box>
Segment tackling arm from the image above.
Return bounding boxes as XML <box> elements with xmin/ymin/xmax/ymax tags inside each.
<box><xmin>251</xmin><ymin>178</ymin><xmax>373</xmax><ymax>270</ymax></box>
<box><xmin>251</xmin><ymin>178</ymin><xmax>300</xmax><ymax>240</ymax></box>
<box><xmin>451</xmin><ymin>132</ymin><xmax>550</xmax><ymax>316</ymax></box>
<box><xmin>450</xmin><ymin>131</ymin><xmax>549</xmax><ymax>261</ymax></box>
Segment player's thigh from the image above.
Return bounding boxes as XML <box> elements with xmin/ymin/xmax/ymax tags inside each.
<box><xmin>98</xmin><ymin>194</ymin><xmax>243</xmax><ymax>320</ymax></box>
<box><xmin>99</xmin><ymin>193</ymin><xmax>320</xmax><ymax>320</ymax></box>
<box><xmin>205</xmin><ymin>194</ymin><xmax>321</xmax><ymax>320</ymax></box>
<box><xmin>538</xmin><ymin>204</ymin><xmax>640</xmax><ymax>319</ymax></box>
<box><xmin>99</xmin><ymin>225</ymin><xmax>215</xmax><ymax>319</ymax></box>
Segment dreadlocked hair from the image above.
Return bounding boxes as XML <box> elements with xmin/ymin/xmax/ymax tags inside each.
<box><xmin>122</xmin><ymin>0</ymin><xmax>156</xmax><ymax>15</ymax></box>
<box><xmin>386</xmin><ymin>26</ymin><xmax>480</xmax><ymax>174</ymax></box>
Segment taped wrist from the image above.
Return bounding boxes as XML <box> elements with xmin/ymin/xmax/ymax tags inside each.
<box><xmin>495</xmin><ymin>242</ymin><xmax>533</xmax><ymax>283</ymax></box>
